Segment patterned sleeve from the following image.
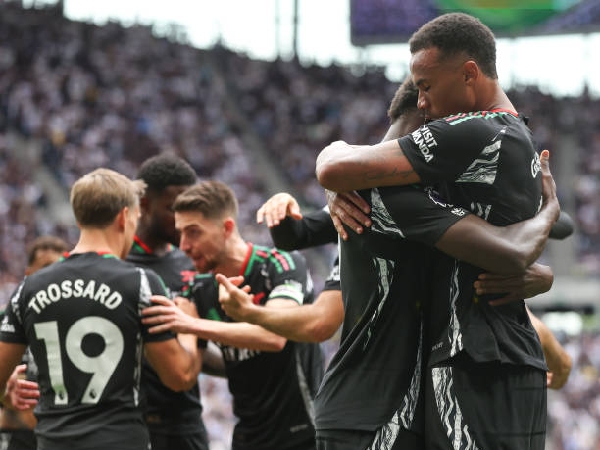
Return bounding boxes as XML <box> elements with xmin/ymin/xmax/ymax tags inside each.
<box><xmin>371</xmin><ymin>184</ymin><xmax>470</xmax><ymax>247</ymax></box>
<box><xmin>266</xmin><ymin>249</ymin><xmax>311</xmax><ymax>305</ymax></box>
<box><xmin>398</xmin><ymin>115</ymin><xmax>498</xmax><ymax>185</ymax></box>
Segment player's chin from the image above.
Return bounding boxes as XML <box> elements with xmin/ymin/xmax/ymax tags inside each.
<box><xmin>192</xmin><ymin>257</ymin><xmax>211</xmax><ymax>273</ymax></box>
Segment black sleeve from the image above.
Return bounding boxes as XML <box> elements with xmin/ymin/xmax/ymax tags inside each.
<box><xmin>269</xmin><ymin>208</ymin><xmax>337</xmax><ymax>250</ymax></box>
<box><xmin>375</xmin><ymin>185</ymin><xmax>470</xmax><ymax>246</ymax></box>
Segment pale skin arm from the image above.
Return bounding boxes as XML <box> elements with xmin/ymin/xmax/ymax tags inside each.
<box><xmin>218</xmin><ymin>281</ymin><xmax>344</xmax><ymax>343</ymax></box>
<box><xmin>143</xmin><ymin>328</ymin><xmax>201</xmax><ymax>392</ymax></box>
<box><xmin>527</xmin><ymin>307</ymin><xmax>572</xmax><ymax>389</ymax></box>
<box><xmin>142</xmin><ymin>294</ymin><xmax>290</xmax><ymax>352</ymax></box>
<box><xmin>4</xmin><ymin>364</ymin><xmax>39</xmax><ymax>411</ymax></box>
<box><xmin>0</xmin><ymin>343</ymin><xmax>27</xmax><ymax>406</ymax></box>
<box><xmin>256</xmin><ymin>192</ymin><xmax>303</xmax><ymax>227</ymax></box>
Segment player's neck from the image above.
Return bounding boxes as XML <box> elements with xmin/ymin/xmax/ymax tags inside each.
<box><xmin>484</xmin><ymin>83</ymin><xmax>517</xmax><ymax>114</ymax></box>
<box><xmin>215</xmin><ymin>237</ymin><xmax>250</xmax><ymax>278</ymax></box>
<box><xmin>71</xmin><ymin>230</ymin><xmax>122</xmax><ymax>259</ymax></box>
<box><xmin>134</xmin><ymin>231</ymin><xmax>171</xmax><ymax>257</ymax></box>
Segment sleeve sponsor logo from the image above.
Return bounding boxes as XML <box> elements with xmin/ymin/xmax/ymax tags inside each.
<box><xmin>411</xmin><ymin>126</ymin><xmax>437</xmax><ymax>163</ymax></box>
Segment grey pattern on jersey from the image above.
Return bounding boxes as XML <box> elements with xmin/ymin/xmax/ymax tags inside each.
<box><xmin>370</xmin><ymin>188</ymin><xmax>406</xmax><ymax>238</ymax></box>
<box><xmin>361</xmin><ymin>187</ymin><xmax>424</xmax><ymax>441</ymax></box>
<box><xmin>456</xmin><ymin>140</ymin><xmax>501</xmax><ymax>185</ymax></box>
<box><xmin>362</xmin><ymin>256</ymin><xmax>393</xmax><ymax>351</ymax></box>
<box><xmin>366</xmin><ymin>321</ymin><xmax>425</xmax><ymax>450</ymax></box>
<box><xmin>295</xmin><ymin>351</ymin><xmax>315</xmax><ymax>426</ymax></box>
<box><xmin>431</xmin><ymin>367</ymin><xmax>481</xmax><ymax>450</ymax></box>
<box><xmin>448</xmin><ymin>261</ymin><xmax>464</xmax><ymax>358</ymax></box>
<box><xmin>133</xmin><ymin>267</ymin><xmax>152</xmax><ymax>406</ymax></box>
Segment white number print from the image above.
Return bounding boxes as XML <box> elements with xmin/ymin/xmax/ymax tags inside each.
<box><xmin>34</xmin><ymin>317</ymin><xmax>124</xmax><ymax>405</ymax></box>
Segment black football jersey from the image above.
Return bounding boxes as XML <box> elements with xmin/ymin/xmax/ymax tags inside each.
<box><xmin>127</xmin><ymin>238</ymin><xmax>204</xmax><ymax>434</ymax></box>
<box><xmin>399</xmin><ymin>110</ymin><xmax>546</xmax><ymax>369</ymax></box>
<box><xmin>185</xmin><ymin>243</ymin><xmax>322</xmax><ymax>450</ymax></box>
<box><xmin>0</xmin><ymin>252</ymin><xmax>173</xmax><ymax>449</ymax></box>
<box><xmin>314</xmin><ymin>184</ymin><xmax>467</xmax><ymax>435</ymax></box>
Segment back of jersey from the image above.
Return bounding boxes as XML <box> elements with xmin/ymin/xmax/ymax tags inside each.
<box><xmin>2</xmin><ymin>252</ymin><xmax>171</xmax><ymax>450</ymax></box>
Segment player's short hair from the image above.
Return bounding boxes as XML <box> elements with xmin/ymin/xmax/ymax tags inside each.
<box><xmin>137</xmin><ymin>153</ymin><xmax>197</xmax><ymax>194</ymax></box>
<box><xmin>409</xmin><ymin>12</ymin><xmax>498</xmax><ymax>79</ymax></box>
<box><xmin>387</xmin><ymin>76</ymin><xmax>419</xmax><ymax>123</ymax></box>
<box><xmin>70</xmin><ymin>168</ymin><xmax>146</xmax><ymax>227</ymax></box>
<box><xmin>26</xmin><ymin>236</ymin><xmax>69</xmax><ymax>266</ymax></box>
<box><xmin>173</xmin><ymin>180</ymin><xmax>238</xmax><ymax>221</ymax></box>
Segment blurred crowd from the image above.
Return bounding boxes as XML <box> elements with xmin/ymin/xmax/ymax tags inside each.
<box><xmin>1</xmin><ymin>3</ymin><xmax>599</xmax><ymax>449</ymax></box>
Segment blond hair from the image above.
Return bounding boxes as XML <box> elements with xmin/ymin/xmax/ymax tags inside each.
<box><xmin>70</xmin><ymin>168</ymin><xmax>146</xmax><ymax>227</ymax></box>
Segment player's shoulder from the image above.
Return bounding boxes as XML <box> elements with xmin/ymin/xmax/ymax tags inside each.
<box><xmin>182</xmin><ymin>272</ymin><xmax>216</xmax><ymax>296</ymax></box>
<box><xmin>248</xmin><ymin>243</ymin><xmax>306</xmax><ymax>275</ymax></box>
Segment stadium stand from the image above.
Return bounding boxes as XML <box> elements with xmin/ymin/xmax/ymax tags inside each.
<box><xmin>1</xmin><ymin>3</ymin><xmax>599</xmax><ymax>449</ymax></box>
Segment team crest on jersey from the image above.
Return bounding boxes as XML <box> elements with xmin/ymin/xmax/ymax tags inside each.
<box><xmin>411</xmin><ymin>126</ymin><xmax>437</xmax><ymax>163</ymax></box>
<box><xmin>531</xmin><ymin>152</ymin><xmax>541</xmax><ymax>178</ymax></box>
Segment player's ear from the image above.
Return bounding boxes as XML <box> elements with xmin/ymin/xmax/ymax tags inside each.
<box><xmin>463</xmin><ymin>60</ymin><xmax>478</xmax><ymax>84</ymax></box>
<box><xmin>223</xmin><ymin>217</ymin><xmax>236</xmax><ymax>237</ymax></box>
<box><xmin>116</xmin><ymin>207</ymin><xmax>128</xmax><ymax>230</ymax></box>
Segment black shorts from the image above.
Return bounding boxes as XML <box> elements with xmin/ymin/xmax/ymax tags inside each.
<box><xmin>425</xmin><ymin>354</ymin><xmax>547</xmax><ymax>450</ymax></box>
<box><xmin>0</xmin><ymin>429</ymin><xmax>36</xmax><ymax>450</ymax></box>
<box><xmin>316</xmin><ymin>427</ymin><xmax>423</xmax><ymax>450</ymax></box>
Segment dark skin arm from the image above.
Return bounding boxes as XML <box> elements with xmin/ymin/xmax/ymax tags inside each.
<box><xmin>435</xmin><ymin>150</ymin><xmax>558</xmax><ymax>275</ymax></box>
<box><xmin>316</xmin><ymin>139</ymin><xmax>419</xmax><ymax>192</ymax></box>
<box><xmin>328</xmin><ymin>150</ymin><xmax>559</xmax><ymax>277</ymax></box>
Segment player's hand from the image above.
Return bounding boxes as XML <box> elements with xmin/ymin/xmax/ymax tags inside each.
<box><xmin>174</xmin><ymin>296</ymin><xmax>199</xmax><ymax>319</ymax></box>
<box><xmin>474</xmin><ymin>263</ymin><xmax>553</xmax><ymax>306</ymax></box>
<box><xmin>4</xmin><ymin>364</ymin><xmax>39</xmax><ymax>411</ymax></box>
<box><xmin>256</xmin><ymin>193</ymin><xmax>303</xmax><ymax>227</ymax></box>
<box><xmin>326</xmin><ymin>190</ymin><xmax>371</xmax><ymax>240</ymax></box>
<box><xmin>142</xmin><ymin>295</ymin><xmax>196</xmax><ymax>334</ymax></box>
<box><xmin>539</xmin><ymin>149</ymin><xmax>560</xmax><ymax>223</ymax></box>
<box><xmin>216</xmin><ymin>274</ymin><xmax>254</xmax><ymax>321</ymax></box>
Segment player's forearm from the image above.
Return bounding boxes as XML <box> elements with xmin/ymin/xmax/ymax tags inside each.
<box><xmin>269</xmin><ymin>217</ymin><xmax>307</xmax><ymax>250</ymax></box>
<box><xmin>246</xmin><ymin>296</ymin><xmax>342</xmax><ymax>343</ymax></box>
<box><xmin>528</xmin><ymin>308</ymin><xmax>572</xmax><ymax>389</ymax></box>
<box><xmin>438</xmin><ymin>205</ymin><xmax>557</xmax><ymax>275</ymax></box>
<box><xmin>500</xmin><ymin>201</ymin><xmax>559</xmax><ymax>268</ymax></box>
<box><xmin>190</xmin><ymin>318</ymin><xmax>287</xmax><ymax>352</ymax></box>
<box><xmin>316</xmin><ymin>140</ymin><xmax>419</xmax><ymax>191</ymax></box>
<box><xmin>177</xmin><ymin>333</ymin><xmax>202</xmax><ymax>378</ymax></box>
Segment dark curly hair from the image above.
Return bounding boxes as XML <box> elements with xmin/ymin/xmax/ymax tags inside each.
<box><xmin>409</xmin><ymin>12</ymin><xmax>498</xmax><ymax>79</ymax></box>
<box><xmin>137</xmin><ymin>153</ymin><xmax>197</xmax><ymax>193</ymax></box>
<box><xmin>387</xmin><ymin>76</ymin><xmax>419</xmax><ymax>124</ymax></box>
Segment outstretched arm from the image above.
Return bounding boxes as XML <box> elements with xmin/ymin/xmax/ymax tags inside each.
<box><xmin>257</xmin><ymin>192</ymin><xmax>339</xmax><ymax>249</ymax></box>
<box><xmin>316</xmin><ymin>140</ymin><xmax>419</xmax><ymax>192</ymax></box>
<box><xmin>142</xmin><ymin>295</ymin><xmax>288</xmax><ymax>352</ymax></box>
<box><xmin>219</xmin><ymin>282</ymin><xmax>343</xmax><ymax>343</ymax></box>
